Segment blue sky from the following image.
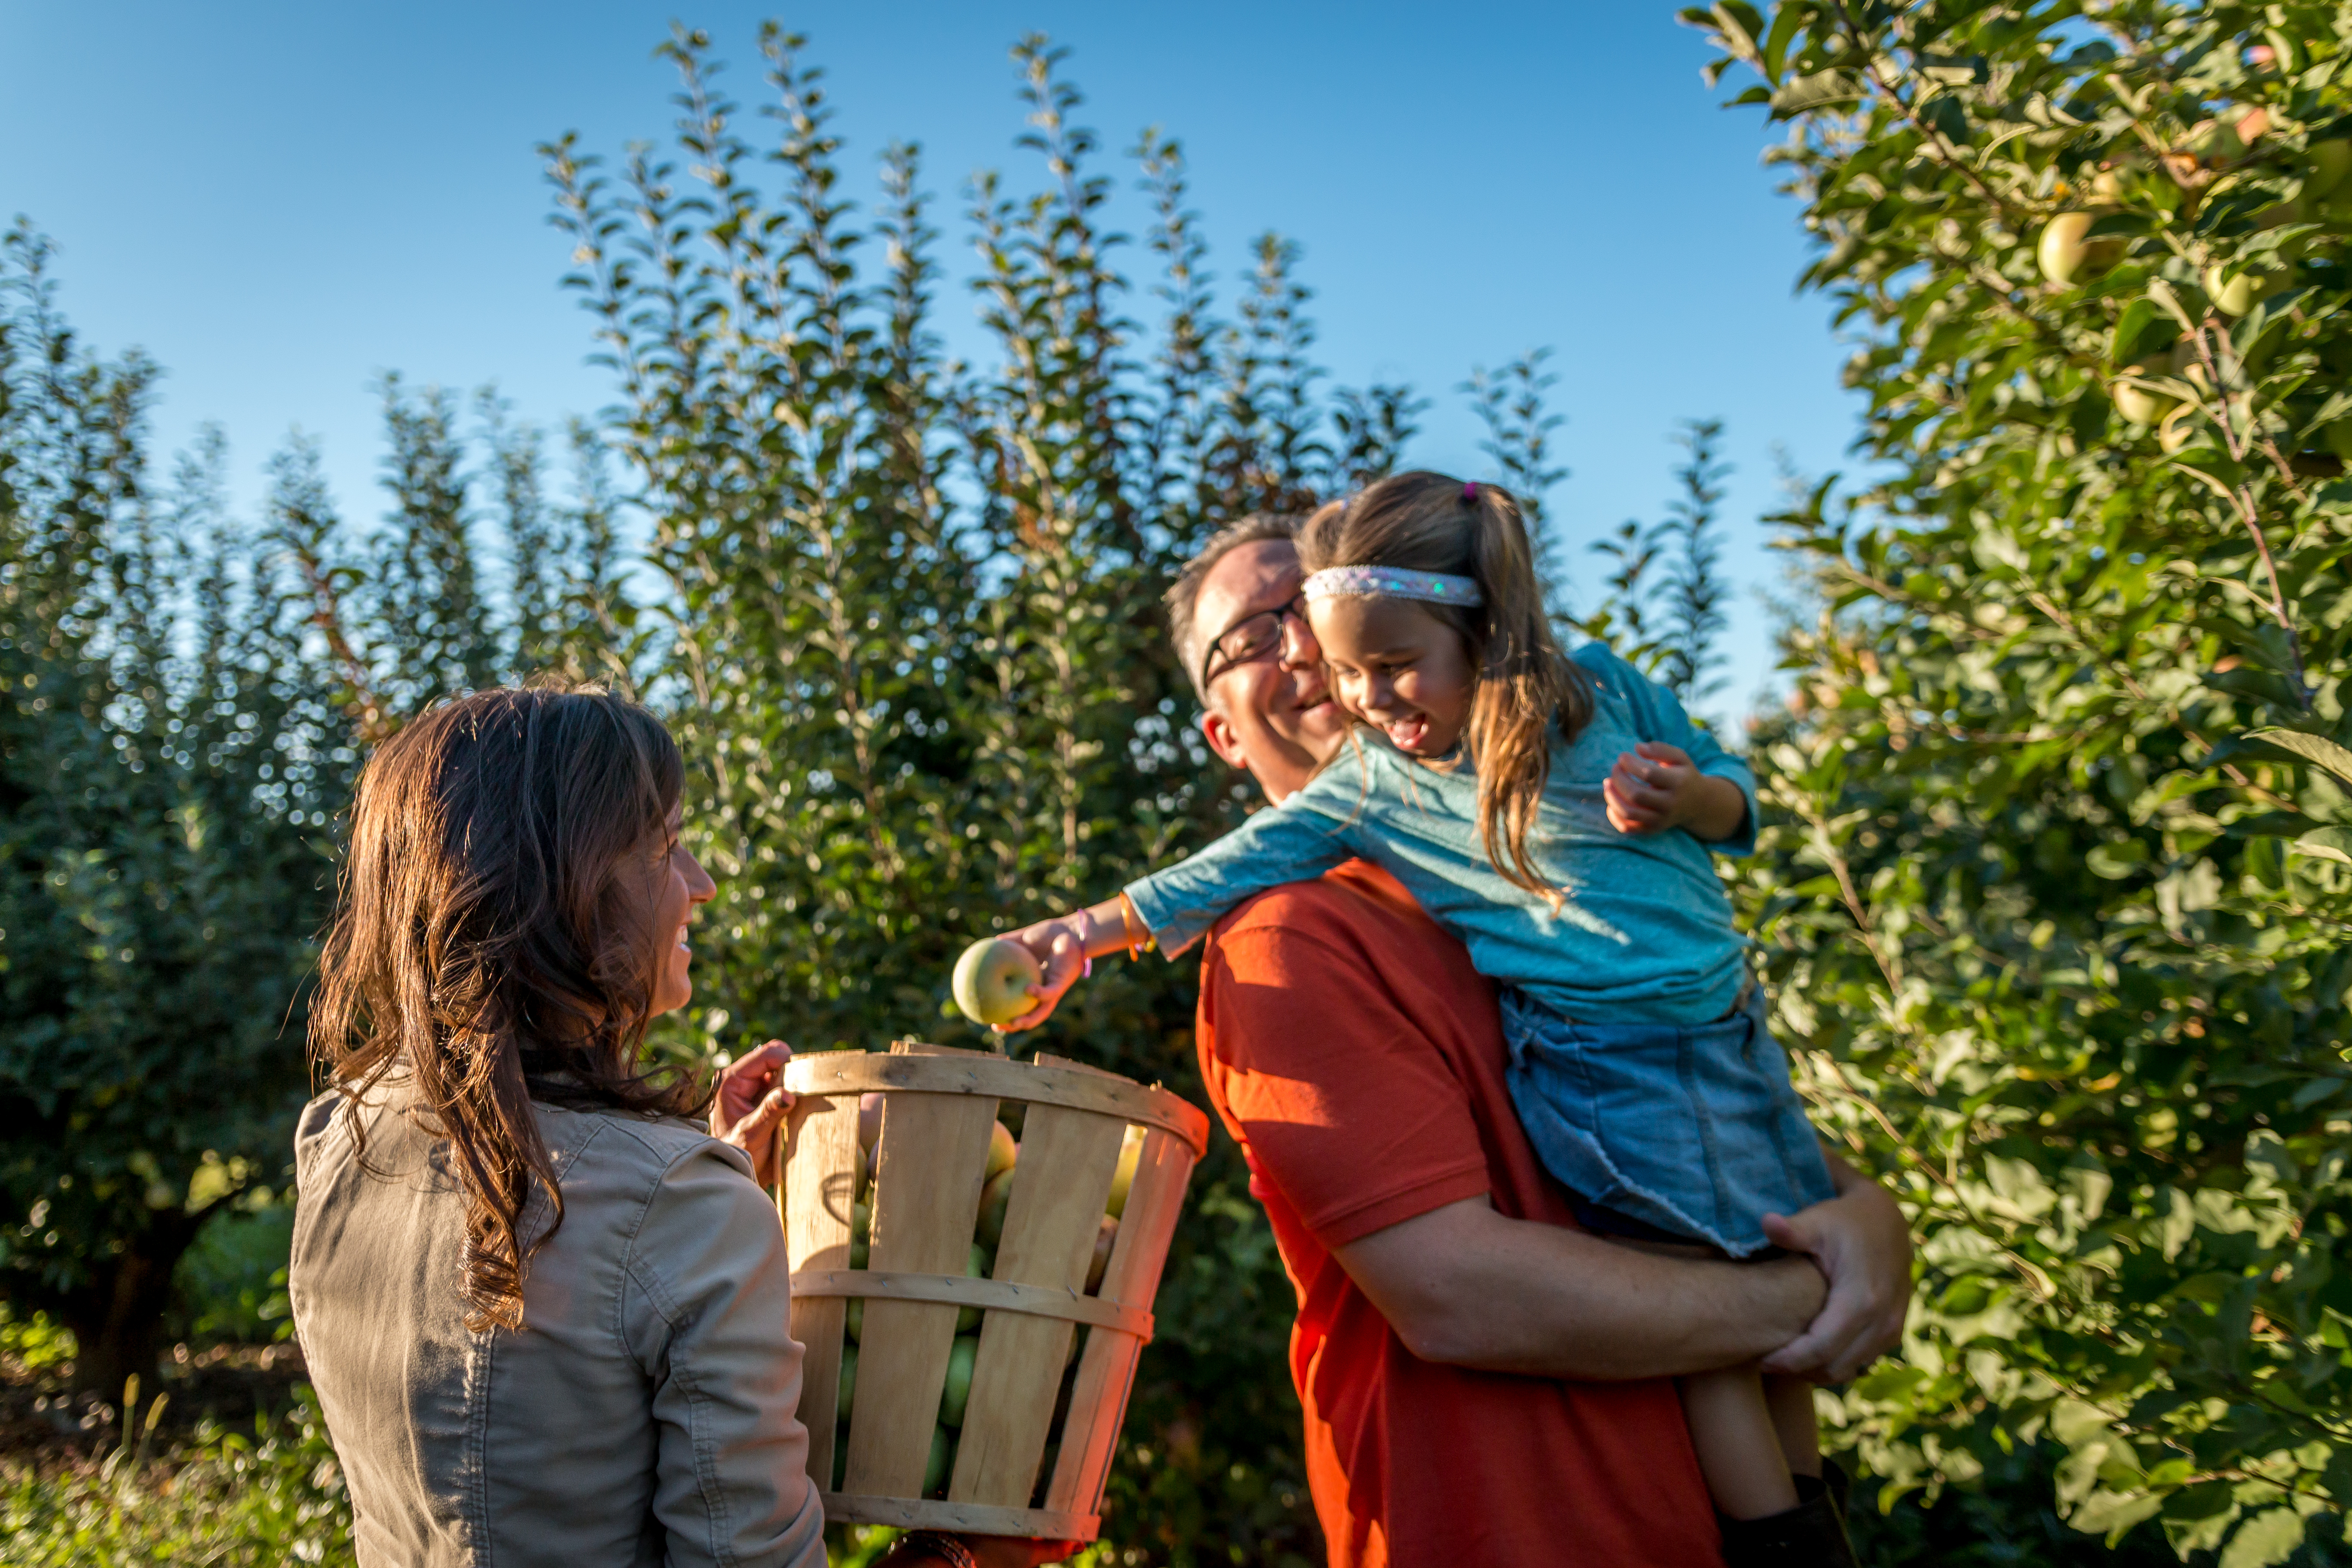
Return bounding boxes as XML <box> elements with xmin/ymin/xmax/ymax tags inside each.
<box><xmin>2</xmin><ymin>1</ymin><xmax>1851</xmax><ymax>717</ymax></box>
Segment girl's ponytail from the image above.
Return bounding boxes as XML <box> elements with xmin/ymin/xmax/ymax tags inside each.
<box><xmin>1299</xmin><ymin>472</ymin><xmax>1590</xmax><ymax>902</ymax></box>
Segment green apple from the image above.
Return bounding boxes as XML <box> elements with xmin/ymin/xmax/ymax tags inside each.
<box><xmin>845</xmin><ymin>1297</ymin><xmax>862</xmax><ymax>1343</ymax></box>
<box><xmin>2109</xmin><ymin>378</ymin><xmax>2172</xmax><ymax>426</ymax></box>
<box><xmin>1085</xmin><ymin>1214</ymin><xmax>1118</xmax><ymax>1295</ymax></box>
<box><xmin>976</xmin><ymin>1167</ymin><xmax>1015</xmax><ymax>1249</ymax></box>
<box><xmin>952</xmin><ymin>937</ymin><xmax>1043</xmax><ymax>1026</ymax></box>
<box><xmin>925</xmin><ymin>1423</ymin><xmax>955</xmax><ymax>1497</ymax></box>
<box><xmin>850</xmin><ymin>1200</ymin><xmax>870</xmax><ymax>1270</ymax></box>
<box><xmin>2310</xmin><ymin>139</ymin><xmax>2352</xmax><ymax>199</ymax></box>
<box><xmin>1105</xmin><ymin>1124</ymin><xmax>1147</xmax><ymax>1219</ymax></box>
<box><xmin>2203</xmin><ymin>263</ymin><xmax>2257</xmax><ymax>316</ymax></box>
<box><xmin>958</xmin><ymin>1243</ymin><xmax>988</xmax><ymax>1333</ymax></box>
<box><xmin>838</xmin><ymin>1344</ymin><xmax>858</xmax><ymax>1425</ymax></box>
<box><xmin>832</xmin><ymin>1422</ymin><xmax>848</xmax><ymax>1490</ymax></box>
<box><xmin>986</xmin><ymin>1120</ymin><xmax>1018</xmax><ymax>1182</ymax></box>
<box><xmin>2039</xmin><ymin>212</ymin><xmax>2094</xmax><ymax>285</ymax></box>
<box><xmin>939</xmin><ymin>1334</ymin><xmax>979</xmax><ymax>1427</ymax></box>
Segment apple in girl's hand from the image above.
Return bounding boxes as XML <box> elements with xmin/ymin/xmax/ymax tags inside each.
<box><xmin>952</xmin><ymin>937</ymin><xmax>1044</xmax><ymax>1026</ymax></box>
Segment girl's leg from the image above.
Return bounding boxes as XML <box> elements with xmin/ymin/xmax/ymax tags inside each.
<box><xmin>1678</xmin><ymin>1363</ymin><xmax>1798</xmax><ymax>1520</ymax></box>
<box><xmin>1764</xmin><ymin>1374</ymin><xmax>1821</xmax><ymax>1481</ymax></box>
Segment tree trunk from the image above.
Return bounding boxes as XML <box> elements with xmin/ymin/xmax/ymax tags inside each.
<box><xmin>61</xmin><ymin>1209</ymin><xmax>205</xmax><ymax>1403</ymax></box>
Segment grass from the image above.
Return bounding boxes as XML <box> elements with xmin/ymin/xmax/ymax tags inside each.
<box><xmin>0</xmin><ymin>1393</ymin><xmax>352</xmax><ymax>1567</ymax></box>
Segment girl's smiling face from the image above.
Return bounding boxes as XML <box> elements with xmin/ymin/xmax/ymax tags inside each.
<box><xmin>1308</xmin><ymin>595</ymin><xmax>1477</xmax><ymax>756</ymax></box>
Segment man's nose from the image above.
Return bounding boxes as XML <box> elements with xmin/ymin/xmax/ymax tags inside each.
<box><xmin>1278</xmin><ymin>613</ymin><xmax>1321</xmax><ymax>669</ymax></box>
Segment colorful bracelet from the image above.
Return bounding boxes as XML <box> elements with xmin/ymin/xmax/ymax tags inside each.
<box><xmin>1117</xmin><ymin>893</ymin><xmax>1156</xmax><ymax>959</ymax></box>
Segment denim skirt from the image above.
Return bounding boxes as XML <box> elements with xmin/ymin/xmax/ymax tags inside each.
<box><xmin>1500</xmin><ymin>984</ymin><xmax>1836</xmax><ymax>1257</ymax></box>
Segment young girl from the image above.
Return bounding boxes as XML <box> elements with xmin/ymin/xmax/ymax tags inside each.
<box><xmin>994</xmin><ymin>472</ymin><xmax>1850</xmax><ymax>1562</ymax></box>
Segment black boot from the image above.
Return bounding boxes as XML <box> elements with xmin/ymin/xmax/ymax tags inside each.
<box><xmin>1795</xmin><ymin>1458</ymin><xmax>1852</xmax><ymax>1523</ymax></box>
<box><xmin>1718</xmin><ymin>1488</ymin><xmax>1858</xmax><ymax>1568</ymax></box>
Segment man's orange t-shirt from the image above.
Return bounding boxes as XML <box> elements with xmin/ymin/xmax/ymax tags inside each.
<box><xmin>1194</xmin><ymin>860</ymin><xmax>1723</xmax><ymax>1567</ymax></box>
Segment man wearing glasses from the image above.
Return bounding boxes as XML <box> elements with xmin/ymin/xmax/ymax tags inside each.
<box><xmin>1163</xmin><ymin>514</ymin><xmax>1911</xmax><ymax>1568</ymax></box>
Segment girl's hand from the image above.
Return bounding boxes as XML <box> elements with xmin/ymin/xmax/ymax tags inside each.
<box><xmin>994</xmin><ymin>916</ymin><xmax>1090</xmax><ymax>1034</ymax></box>
<box><xmin>1603</xmin><ymin>741</ymin><xmax>1700</xmax><ymax>834</ymax></box>
<box><xmin>710</xmin><ymin>1040</ymin><xmax>794</xmax><ymax>1179</ymax></box>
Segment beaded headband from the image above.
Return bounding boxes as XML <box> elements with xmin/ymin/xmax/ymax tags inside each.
<box><xmin>1302</xmin><ymin>565</ymin><xmax>1485</xmax><ymax>607</ymax></box>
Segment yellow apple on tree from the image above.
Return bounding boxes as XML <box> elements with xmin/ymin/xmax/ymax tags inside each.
<box><xmin>2039</xmin><ymin>212</ymin><xmax>2095</xmax><ymax>284</ymax></box>
<box><xmin>2203</xmin><ymin>263</ymin><xmax>2258</xmax><ymax>316</ymax></box>
<box><xmin>2109</xmin><ymin>377</ymin><xmax>2172</xmax><ymax>426</ymax></box>
<box><xmin>951</xmin><ymin>937</ymin><xmax>1043</xmax><ymax>1026</ymax></box>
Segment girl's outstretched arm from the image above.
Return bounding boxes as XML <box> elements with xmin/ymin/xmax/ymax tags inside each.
<box><xmin>992</xmin><ymin>895</ymin><xmax>1153</xmax><ymax>1034</ymax></box>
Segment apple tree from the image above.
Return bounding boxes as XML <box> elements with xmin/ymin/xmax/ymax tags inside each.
<box><xmin>1688</xmin><ymin>2</ymin><xmax>2352</xmax><ymax>1559</ymax></box>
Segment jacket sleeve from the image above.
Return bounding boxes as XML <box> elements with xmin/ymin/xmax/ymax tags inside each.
<box><xmin>622</xmin><ymin>1140</ymin><xmax>826</xmax><ymax>1568</ymax></box>
<box><xmin>1576</xmin><ymin>641</ymin><xmax>1758</xmax><ymax>857</ymax></box>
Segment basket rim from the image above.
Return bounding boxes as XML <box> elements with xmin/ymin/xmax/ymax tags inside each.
<box><xmin>781</xmin><ymin>1049</ymin><xmax>1210</xmax><ymax>1157</ymax></box>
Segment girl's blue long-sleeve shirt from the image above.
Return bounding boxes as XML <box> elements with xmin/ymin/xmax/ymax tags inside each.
<box><xmin>1124</xmin><ymin>643</ymin><xmax>1759</xmax><ymax>1026</ymax></box>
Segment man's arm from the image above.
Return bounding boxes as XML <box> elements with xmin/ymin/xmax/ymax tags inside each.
<box><xmin>1760</xmin><ymin>1149</ymin><xmax>1914</xmax><ymax>1383</ymax></box>
<box><xmin>1332</xmin><ymin>1197</ymin><xmax>1824</xmax><ymax>1380</ymax></box>
<box><xmin>1332</xmin><ymin>1148</ymin><xmax>1912</xmax><ymax>1383</ymax></box>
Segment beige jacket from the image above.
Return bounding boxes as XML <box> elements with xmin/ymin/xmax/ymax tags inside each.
<box><xmin>288</xmin><ymin>1085</ymin><xmax>827</xmax><ymax>1568</ymax></box>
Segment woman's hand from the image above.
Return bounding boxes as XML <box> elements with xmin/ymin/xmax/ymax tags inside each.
<box><xmin>709</xmin><ymin>1039</ymin><xmax>794</xmax><ymax>1180</ymax></box>
<box><xmin>1757</xmin><ymin>1153</ymin><xmax>1914</xmax><ymax>1383</ymax></box>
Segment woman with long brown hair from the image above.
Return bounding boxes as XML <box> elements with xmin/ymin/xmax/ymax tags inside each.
<box><xmin>290</xmin><ymin>686</ymin><xmax>1066</xmax><ymax>1568</ymax></box>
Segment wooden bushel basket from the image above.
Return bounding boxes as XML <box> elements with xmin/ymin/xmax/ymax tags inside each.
<box><xmin>779</xmin><ymin>1041</ymin><xmax>1210</xmax><ymax>1542</ymax></box>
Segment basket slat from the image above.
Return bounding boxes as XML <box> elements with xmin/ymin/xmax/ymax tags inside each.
<box><xmin>949</xmin><ymin>1098</ymin><xmax>1127</xmax><ymax>1507</ymax></box>
<box><xmin>782</xmin><ymin>1093</ymin><xmax>860</xmax><ymax>1492</ymax></box>
<box><xmin>844</xmin><ymin>1089</ymin><xmax>998</xmax><ymax>1497</ymax></box>
<box><xmin>1047</xmin><ymin>1124</ymin><xmax>1197</xmax><ymax>1514</ymax></box>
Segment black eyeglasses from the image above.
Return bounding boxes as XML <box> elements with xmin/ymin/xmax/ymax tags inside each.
<box><xmin>1200</xmin><ymin>594</ymin><xmax>1309</xmax><ymax>691</ymax></box>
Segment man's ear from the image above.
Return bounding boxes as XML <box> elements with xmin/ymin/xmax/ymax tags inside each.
<box><xmin>1200</xmin><ymin>709</ymin><xmax>1251</xmax><ymax>771</ymax></box>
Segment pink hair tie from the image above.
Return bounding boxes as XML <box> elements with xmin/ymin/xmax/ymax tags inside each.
<box><xmin>1462</xmin><ymin>481</ymin><xmax>1479</xmax><ymax>504</ymax></box>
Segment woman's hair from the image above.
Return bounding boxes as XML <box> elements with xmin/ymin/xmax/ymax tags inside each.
<box><xmin>311</xmin><ymin>684</ymin><xmax>711</xmax><ymax>1332</ymax></box>
<box><xmin>1298</xmin><ymin>471</ymin><xmax>1592</xmax><ymax>901</ymax></box>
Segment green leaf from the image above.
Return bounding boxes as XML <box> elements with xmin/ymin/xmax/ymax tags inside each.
<box><xmin>2217</xmin><ymin>1507</ymin><xmax>2307</xmax><ymax>1568</ymax></box>
<box><xmin>2250</xmin><ymin>728</ymin><xmax>2352</xmax><ymax>790</ymax></box>
<box><xmin>2294</xmin><ymin>827</ymin><xmax>2352</xmax><ymax>866</ymax></box>
<box><xmin>1771</xmin><ymin>69</ymin><xmax>1864</xmax><ymax>118</ymax></box>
